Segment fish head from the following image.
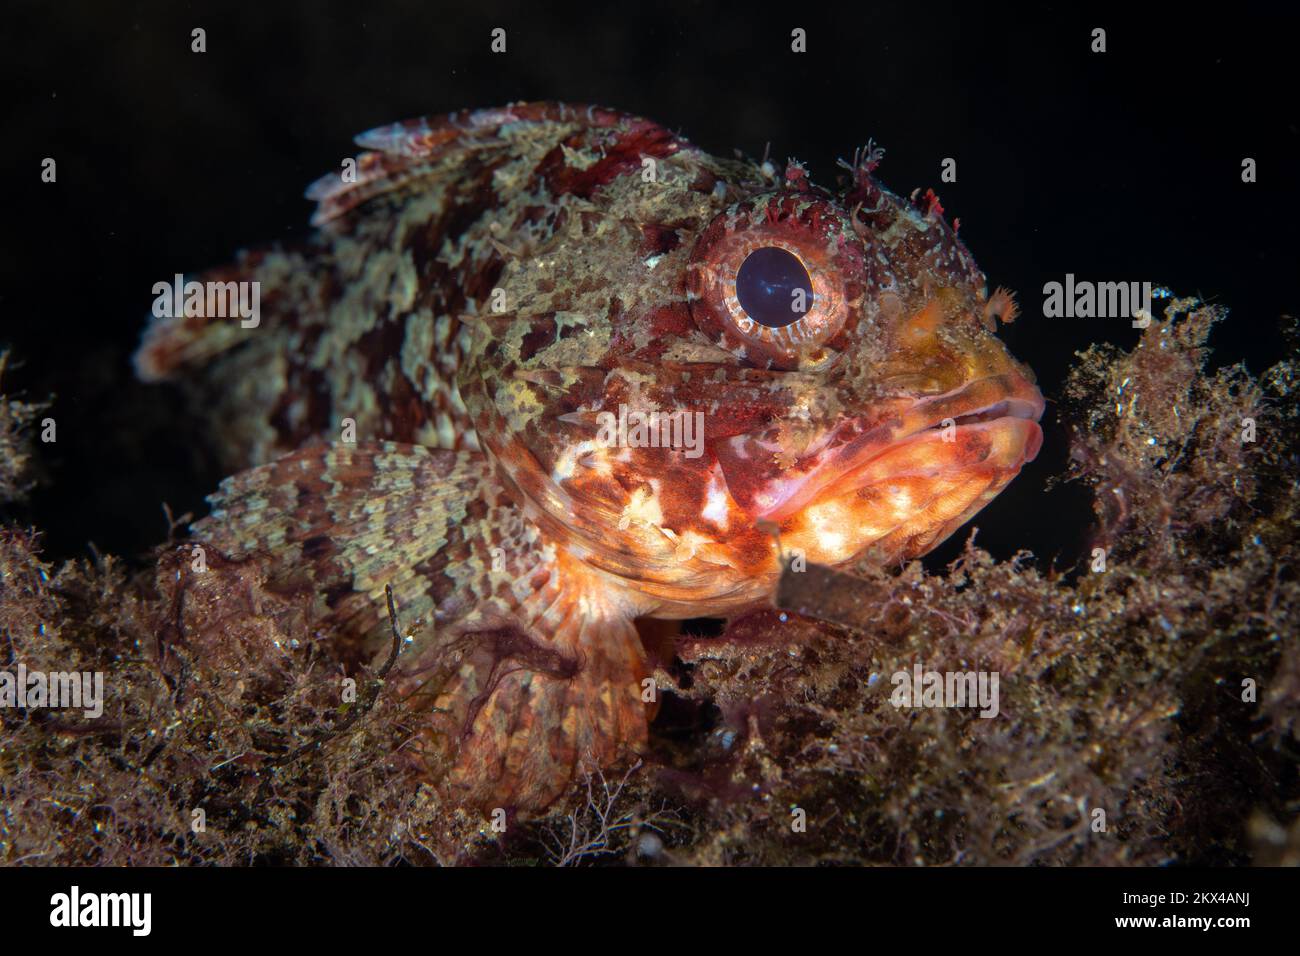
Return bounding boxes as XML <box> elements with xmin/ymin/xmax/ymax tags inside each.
<box><xmin>460</xmin><ymin>139</ymin><xmax>1042</xmax><ymax>614</ymax></box>
<box><xmin>687</xmin><ymin>185</ymin><xmax>1045</xmax><ymax>577</ymax></box>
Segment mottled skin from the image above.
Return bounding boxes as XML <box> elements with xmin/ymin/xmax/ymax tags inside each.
<box><xmin>137</xmin><ymin>103</ymin><xmax>1043</xmax><ymax>812</ymax></box>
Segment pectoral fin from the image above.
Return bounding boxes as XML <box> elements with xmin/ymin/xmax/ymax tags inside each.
<box><xmin>185</xmin><ymin>439</ymin><xmax>653</xmax><ymax>812</ymax></box>
<box><xmin>405</xmin><ymin>596</ymin><xmax>652</xmax><ymax>813</ymax></box>
<box><xmin>190</xmin><ymin>440</ymin><xmax>492</xmax><ymax>638</ymax></box>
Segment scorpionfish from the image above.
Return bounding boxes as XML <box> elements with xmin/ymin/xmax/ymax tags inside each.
<box><xmin>136</xmin><ymin>103</ymin><xmax>1044</xmax><ymax>812</ymax></box>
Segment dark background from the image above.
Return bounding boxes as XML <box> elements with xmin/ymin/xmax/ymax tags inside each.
<box><xmin>5</xmin><ymin>0</ymin><xmax>1298</xmax><ymax>569</ymax></box>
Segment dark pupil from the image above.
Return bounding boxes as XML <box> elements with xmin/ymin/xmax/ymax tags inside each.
<box><xmin>735</xmin><ymin>247</ymin><xmax>813</xmax><ymax>329</ymax></box>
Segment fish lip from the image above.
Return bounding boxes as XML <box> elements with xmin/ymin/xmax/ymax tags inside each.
<box><xmin>911</xmin><ymin>374</ymin><xmax>1045</xmax><ymax>429</ymax></box>
<box><xmin>925</xmin><ymin>395</ymin><xmax>1045</xmax><ymax>430</ymax></box>
<box><xmin>868</xmin><ymin>373</ymin><xmax>1045</xmax><ymax>450</ymax></box>
<box><xmin>935</xmin><ymin>404</ymin><xmax>1045</xmax><ymax>466</ymax></box>
<box><xmin>754</xmin><ymin>374</ymin><xmax>1045</xmax><ymax>521</ymax></box>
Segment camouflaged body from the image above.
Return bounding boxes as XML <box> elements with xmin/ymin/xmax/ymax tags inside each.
<box><xmin>137</xmin><ymin>103</ymin><xmax>1043</xmax><ymax>810</ymax></box>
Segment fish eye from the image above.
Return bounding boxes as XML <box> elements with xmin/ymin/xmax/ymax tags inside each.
<box><xmin>687</xmin><ymin>193</ymin><xmax>873</xmax><ymax>369</ymax></box>
<box><xmin>733</xmin><ymin>247</ymin><xmax>811</xmax><ymax>329</ymax></box>
<box><xmin>735</xmin><ymin>247</ymin><xmax>814</xmax><ymax>329</ymax></box>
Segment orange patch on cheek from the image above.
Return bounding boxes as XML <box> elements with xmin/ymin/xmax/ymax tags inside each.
<box><xmin>895</xmin><ymin>299</ymin><xmax>945</xmax><ymax>351</ymax></box>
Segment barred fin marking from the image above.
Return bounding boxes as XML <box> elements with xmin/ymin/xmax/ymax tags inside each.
<box><xmin>407</xmin><ymin>553</ymin><xmax>653</xmax><ymax>812</ymax></box>
<box><xmin>448</xmin><ymin>614</ymin><xmax>649</xmax><ymax>811</ymax></box>
<box><xmin>189</xmin><ymin>439</ymin><xmax>652</xmax><ymax>813</ymax></box>
<box><xmin>192</xmin><ymin>441</ymin><xmax>491</xmax><ymax>636</ymax></box>
<box><xmin>307</xmin><ymin>102</ymin><xmax>682</xmax><ymax>226</ymax></box>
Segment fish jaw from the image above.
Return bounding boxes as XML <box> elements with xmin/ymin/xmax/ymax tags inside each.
<box><xmin>778</xmin><ymin>412</ymin><xmax>1042</xmax><ymax>565</ymax></box>
<box><xmin>715</xmin><ymin>370</ymin><xmax>1045</xmax><ymax>567</ymax></box>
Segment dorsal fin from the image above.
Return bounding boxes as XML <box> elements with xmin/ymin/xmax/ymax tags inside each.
<box><xmin>134</xmin><ymin>103</ymin><xmax>693</xmax><ymax>470</ymax></box>
<box><xmin>304</xmin><ymin>102</ymin><xmax>678</xmax><ymax>227</ymax></box>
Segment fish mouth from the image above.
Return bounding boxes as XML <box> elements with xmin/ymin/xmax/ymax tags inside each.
<box><xmin>740</xmin><ymin>373</ymin><xmax>1045</xmax><ymax>523</ymax></box>
<box><xmin>932</xmin><ymin>397</ymin><xmax>1045</xmax><ymax>431</ymax></box>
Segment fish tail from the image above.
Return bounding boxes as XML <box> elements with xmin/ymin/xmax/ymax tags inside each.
<box><xmin>134</xmin><ymin>242</ymin><xmax>329</xmax><ymax>383</ymax></box>
<box><xmin>134</xmin><ymin>241</ymin><xmax>349</xmax><ymax>471</ymax></box>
